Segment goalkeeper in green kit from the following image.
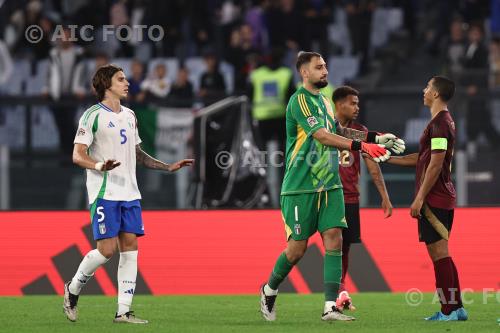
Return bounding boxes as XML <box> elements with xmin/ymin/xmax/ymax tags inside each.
<box><xmin>260</xmin><ymin>51</ymin><xmax>406</xmax><ymax>322</ymax></box>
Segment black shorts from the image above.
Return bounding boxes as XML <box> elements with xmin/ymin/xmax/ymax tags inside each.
<box><xmin>342</xmin><ymin>203</ymin><xmax>361</xmax><ymax>244</ymax></box>
<box><xmin>418</xmin><ymin>204</ymin><xmax>454</xmax><ymax>245</ymax></box>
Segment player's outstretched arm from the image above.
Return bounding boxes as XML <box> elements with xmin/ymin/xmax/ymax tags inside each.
<box><xmin>363</xmin><ymin>156</ymin><xmax>393</xmax><ymax>218</ymax></box>
<box><xmin>136</xmin><ymin>144</ymin><xmax>194</xmax><ymax>172</ymax></box>
<box><xmin>386</xmin><ymin>153</ymin><xmax>419</xmax><ymax>167</ymax></box>
<box><xmin>313</xmin><ymin>128</ymin><xmax>353</xmax><ymax>150</ymax></box>
<box><xmin>313</xmin><ymin>128</ymin><xmax>390</xmax><ymax>162</ymax></box>
<box><xmin>73</xmin><ymin>143</ymin><xmax>121</xmax><ymax>171</ymax></box>
<box><xmin>335</xmin><ymin>121</ymin><xmax>405</xmax><ymax>154</ymax></box>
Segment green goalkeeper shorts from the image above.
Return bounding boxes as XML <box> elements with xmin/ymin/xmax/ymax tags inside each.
<box><xmin>280</xmin><ymin>189</ymin><xmax>347</xmax><ymax>241</ymax></box>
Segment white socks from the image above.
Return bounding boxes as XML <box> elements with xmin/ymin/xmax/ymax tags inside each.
<box><xmin>264</xmin><ymin>284</ymin><xmax>278</xmax><ymax>296</ymax></box>
<box><xmin>69</xmin><ymin>249</ymin><xmax>109</xmax><ymax>295</ymax></box>
<box><xmin>68</xmin><ymin>248</ymin><xmax>139</xmax><ymax>316</ymax></box>
<box><xmin>117</xmin><ymin>250</ymin><xmax>138</xmax><ymax>316</ymax></box>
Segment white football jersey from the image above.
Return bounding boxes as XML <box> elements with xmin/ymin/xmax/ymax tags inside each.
<box><xmin>74</xmin><ymin>102</ymin><xmax>142</xmax><ymax>204</ymax></box>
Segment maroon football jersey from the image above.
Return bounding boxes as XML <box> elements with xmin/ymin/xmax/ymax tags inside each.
<box><xmin>339</xmin><ymin>121</ymin><xmax>367</xmax><ymax>204</ymax></box>
<box><xmin>415</xmin><ymin>110</ymin><xmax>456</xmax><ymax>210</ymax></box>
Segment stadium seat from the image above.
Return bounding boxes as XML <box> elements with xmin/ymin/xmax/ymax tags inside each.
<box><xmin>328</xmin><ymin>8</ymin><xmax>352</xmax><ymax>56</ymax></box>
<box><xmin>25</xmin><ymin>59</ymin><xmax>49</xmax><ymax>96</ymax></box>
<box><xmin>371</xmin><ymin>8</ymin><xmax>404</xmax><ymax>49</ymax></box>
<box><xmin>184</xmin><ymin>57</ymin><xmax>234</xmax><ymax>94</ymax></box>
<box><xmin>0</xmin><ymin>106</ymin><xmax>26</xmax><ymax>149</ymax></box>
<box><xmin>31</xmin><ymin>106</ymin><xmax>59</xmax><ymax>149</ymax></box>
<box><xmin>327</xmin><ymin>56</ymin><xmax>360</xmax><ymax>86</ymax></box>
<box><xmin>111</xmin><ymin>58</ymin><xmax>132</xmax><ymax>77</ymax></box>
<box><xmin>0</xmin><ymin>59</ymin><xmax>30</xmax><ymax>95</ymax></box>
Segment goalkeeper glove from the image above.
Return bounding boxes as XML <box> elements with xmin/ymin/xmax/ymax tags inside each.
<box><xmin>374</xmin><ymin>133</ymin><xmax>406</xmax><ymax>154</ymax></box>
<box><xmin>351</xmin><ymin>140</ymin><xmax>391</xmax><ymax>162</ymax></box>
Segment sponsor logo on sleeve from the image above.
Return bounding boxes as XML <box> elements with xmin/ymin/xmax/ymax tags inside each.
<box><xmin>77</xmin><ymin>128</ymin><xmax>86</xmax><ymax>136</ymax></box>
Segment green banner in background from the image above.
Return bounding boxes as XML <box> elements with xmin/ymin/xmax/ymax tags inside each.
<box><xmin>135</xmin><ymin>107</ymin><xmax>158</xmax><ymax>157</ymax></box>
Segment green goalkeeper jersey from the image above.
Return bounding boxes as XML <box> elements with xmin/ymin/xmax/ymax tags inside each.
<box><xmin>280</xmin><ymin>86</ymin><xmax>342</xmax><ymax>195</ymax></box>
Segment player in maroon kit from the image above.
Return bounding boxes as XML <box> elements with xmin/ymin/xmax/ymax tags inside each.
<box><xmin>332</xmin><ymin>86</ymin><xmax>394</xmax><ymax>311</ymax></box>
<box><xmin>386</xmin><ymin>76</ymin><xmax>467</xmax><ymax>321</ymax></box>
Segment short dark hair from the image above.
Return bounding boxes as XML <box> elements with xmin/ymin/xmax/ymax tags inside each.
<box><xmin>332</xmin><ymin>86</ymin><xmax>359</xmax><ymax>103</ymax></box>
<box><xmin>296</xmin><ymin>51</ymin><xmax>322</xmax><ymax>72</ymax></box>
<box><xmin>469</xmin><ymin>22</ymin><xmax>484</xmax><ymax>35</ymax></box>
<box><xmin>431</xmin><ymin>76</ymin><xmax>455</xmax><ymax>102</ymax></box>
<box><xmin>92</xmin><ymin>64</ymin><xmax>123</xmax><ymax>101</ymax></box>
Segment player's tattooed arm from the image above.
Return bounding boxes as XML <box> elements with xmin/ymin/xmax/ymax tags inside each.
<box><xmin>335</xmin><ymin>120</ymin><xmax>368</xmax><ymax>141</ymax></box>
<box><xmin>136</xmin><ymin>145</ymin><xmax>195</xmax><ymax>172</ymax></box>
<box><xmin>136</xmin><ymin>144</ymin><xmax>170</xmax><ymax>170</ymax></box>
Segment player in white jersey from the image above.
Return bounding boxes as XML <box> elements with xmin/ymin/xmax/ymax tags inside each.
<box><xmin>63</xmin><ymin>64</ymin><xmax>194</xmax><ymax>324</ymax></box>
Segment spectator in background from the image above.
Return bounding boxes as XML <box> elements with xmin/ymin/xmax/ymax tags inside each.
<box><xmin>169</xmin><ymin>66</ymin><xmax>194</xmax><ymax>107</ymax></box>
<box><xmin>0</xmin><ymin>39</ymin><xmax>13</xmax><ymax>87</ymax></box>
<box><xmin>244</xmin><ymin>0</ymin><xmax>270</xmax><ymax>52</ymax></box>
<box><xmin>140</xmin><ymin>63</ymin><xmax>171</xmax><ymax>100</ymax></box>
<box><xmin>249</xmin><ymin>47</ymin><xmax>294</xmax><ymax>155</ymax></box>
<box><xmin>302</xmin><ymin>0</ymin><xmax>333</xmax><ymax>57</ymax></box>
<box><xmin>4</xmin><ymin>1</ymin><xmax>52</xmax><ymax>60</ymax></box>
<box><xmin>72</xmin><ymin>53</ymin><xmax>109</xmax><ymax>99</ymax></box>
<box><xmin>248</xmin><ymin>47</ymin><xmax>295</xmax><ymax>206</ymax></box>
<box><xmin>215</xmin><ymin>0</ymin><xmax>242</xmax><ymax>54</ymax></box>
<box><xmin>441</xmin><ymin>19</ymin><xmax>467</xmax><ymax>78</ymax></box>
<box><xmin>190</xmin><ymin>1</ymin><xmax>213</xmax><ymax>55</ymax></box>
<box><xmin>127</xmin><ymin>59</ymin><xmax>146</xmax><ymax>106</ymax></box>
<box><xmin>109</xmin><ymin>0</ymin><xmax>133</xmax><ymax>57</ymax></box>
<box><xmin>266</xmin><ymin>0</ymin><xmax>304</xmax><ymax>53</ymax></box>
<box><xmin>240</xmin><ymin>23</ymin><xmax>260</xmax><ymax>54</ymax></box>
<box><xmin>462</xmin><ymin>23</ymin><xmax>500</xmax><ymax>154</ymax></box>
<box><xmin>199</xmin><ymin>51</ymin><xmax>226</xmax><ymax>102</ymax></box>
<box><xmin>32</xmin><ymin>15</ymin><xmax>54</xmax><ymax>60</ymax></box>
<box><xmin>143</xmin><ymin>1</ymin><xmax>182</xmax><ymax>57</ymax></box>
<box><xmin>489</xmin><ymin>37</ymin><xmax>500</xmax><ymax>88</ymax></box>
<box><xmin>3</xmin><ymin>9</ymin><xmax>25</xmax><ymax>52</ymax></box>
<box><xmin>43</xmin><ymin>26</ymin><xmax>84</xmax><ymax>163</ymax></box>
<box><xmin>225</xmin><ymin>24</ymin><xmax>259</xmax><ymax>92</ymax></box>
<box><xmin>344</xmin><ymin>0</ymin><xmax>376</xmax><ymax>74</ymax></box>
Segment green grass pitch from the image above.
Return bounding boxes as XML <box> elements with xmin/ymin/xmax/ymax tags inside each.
<box><xmin>0</xmin><ymin>293</ymin><xmax>498</xmax><ymax>333</ymax></box>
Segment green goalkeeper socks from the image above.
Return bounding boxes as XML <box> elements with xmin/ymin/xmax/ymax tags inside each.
<box><xmin>267</xmin><ymin>252</ymin><xmax>294</xmax><ymax>290</ymax></box>
<box><xmin>324</xmin><ymin>249</ymin><xmax>342</xmax><ymax>301</ymax></box>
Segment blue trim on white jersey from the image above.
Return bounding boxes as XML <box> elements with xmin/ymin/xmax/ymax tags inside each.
<box><xmin>98</xmin><ymin>102</ymin><xmax>122</xmax><ymax>113</ymax></box>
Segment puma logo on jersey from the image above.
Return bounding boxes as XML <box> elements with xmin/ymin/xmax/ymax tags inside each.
<box><xmin>108</xmin><ymin>121</ymin><xmax>115</xmax><ymax>128</ymax></box>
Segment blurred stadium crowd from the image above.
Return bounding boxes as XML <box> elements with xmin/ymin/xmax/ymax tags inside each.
<box><xmin>0</xmin><ymin>0</ymin><xmax>499</xmax><ymax>209</ymax></box>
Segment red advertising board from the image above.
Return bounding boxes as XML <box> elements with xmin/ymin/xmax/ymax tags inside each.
<box><xmin>0</xmin><ymin>208</ymin><xmax>498</xmax><ymax>295</ymax></box>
